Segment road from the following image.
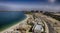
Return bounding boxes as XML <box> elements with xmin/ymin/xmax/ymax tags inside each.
<box><xmin>34</xmin><ymin>13</ymin><xmax>56</xmax><ymax>33</ymax></box>
<box><xmin>41</xmin><ymin>17</ymin><xmax>56</xmax><ymax>33</ymax></box>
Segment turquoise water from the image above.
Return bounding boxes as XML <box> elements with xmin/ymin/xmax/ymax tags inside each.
<box><xmin>0</xmin><ymin>11</ymin><xmax>26</xmax><ymax>31</ymax></box>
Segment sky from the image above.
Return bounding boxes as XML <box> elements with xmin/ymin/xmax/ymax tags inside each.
<box><xmin>0</xmin><ymin>0</ymin><xmax>60</xmax><ymax>12</ymax></box>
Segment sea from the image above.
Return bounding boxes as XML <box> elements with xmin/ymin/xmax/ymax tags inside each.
<box><xmin>0</xmin><ymin>11</ymin><xmax>26</xmax><ymax>32</ymax></box>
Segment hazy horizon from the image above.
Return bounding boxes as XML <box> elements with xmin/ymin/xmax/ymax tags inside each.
<box><xmin>0</xmin><ymin>0</ymin><xmax>60</xmax><ymax>12</ymax></box>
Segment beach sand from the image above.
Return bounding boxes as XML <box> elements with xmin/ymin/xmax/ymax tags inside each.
<box><xmin>0</xmin><ymin>15</ymin><xmax>29</xmax><ymax>33</ymax></box>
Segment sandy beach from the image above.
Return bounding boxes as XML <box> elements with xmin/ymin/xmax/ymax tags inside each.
<box><xmin>0</xmin><ymin>15</ymin><xmax>29</xmax><ymax>33</ymax></box>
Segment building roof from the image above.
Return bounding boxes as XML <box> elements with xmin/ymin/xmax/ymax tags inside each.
<box><xmin>34</xmin><ymin>25</ymin><xmax>43</xmax><ymax>31</ymax></box>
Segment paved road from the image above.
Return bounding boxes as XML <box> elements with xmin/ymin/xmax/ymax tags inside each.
<box><xmin>42</xmin><ymin>17</ymin><xmax>56</xmax><ymax>33</ymax></box>
<box><xmin>34</xmin><ymin>13</ymin><xmax>56</xmax><ymax>33</ymax></box>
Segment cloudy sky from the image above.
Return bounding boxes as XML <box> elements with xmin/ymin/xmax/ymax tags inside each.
<box><xmin>0</xmin><ymin>0</ymin><xmax>60</xmax><ymax>12</ymax></box>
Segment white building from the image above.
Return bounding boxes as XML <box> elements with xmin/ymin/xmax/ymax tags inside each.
<box><xmin>32</xmin><ymin>25</ymin><xmax>44</xmax><ymax>33</ymax></box>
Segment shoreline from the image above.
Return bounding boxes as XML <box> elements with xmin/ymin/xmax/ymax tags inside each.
<box><xmin>0</xmin><ymin>15</ymin><xmax>29</xmax><ymax>33</ymax></box>
<box><xmin>0</xmin><ymin>15</ymin><xmax>26</xmax><ymax>32</ymax></box>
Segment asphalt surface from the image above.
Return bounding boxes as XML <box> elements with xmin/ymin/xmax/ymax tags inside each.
<box><xmin>42</xmin><ymin>17</ymin><xmax>56</xmax><ymax>33</ymax></box>
<box><xmin>34</xmin><ymin>13</ymin><xmax>56</xmax><ymax>33</ymax></box>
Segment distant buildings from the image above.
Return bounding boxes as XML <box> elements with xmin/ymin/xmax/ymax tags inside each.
<box><xmin>23</xmin><ymin>10</ymin><xmax>44</xmax><ymax>14</ymax></box>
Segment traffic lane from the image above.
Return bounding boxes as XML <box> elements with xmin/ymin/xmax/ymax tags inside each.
<box><xmin>46</xmin><ymin>22</ymin><xmax>55</xmax><ymax>33</ymax></box>
<box><xmin>42</xmin><ymin>18</ymin><xmax>56</xmax><ymax>33</ymax></box>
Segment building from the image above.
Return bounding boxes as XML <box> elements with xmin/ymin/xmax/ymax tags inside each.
<box><xmin>32</xmin><ymin>25</ymin><xmax>44</xmax><ymax>33</ymax></box>
<box><xmin>4</xmin><ymin>31</ymin><xmax>21</xmax><ymax>33</ymax></box>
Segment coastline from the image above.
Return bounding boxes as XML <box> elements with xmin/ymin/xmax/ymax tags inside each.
<box><xmin>0</xmin><ymin>15</ymin><xmax>29</xmax><ymax>33</ymax></box>
<box><xmin>0</xmin><ymin>15</ymin><xmax>26</xmax><ymax>32</ymax></box>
